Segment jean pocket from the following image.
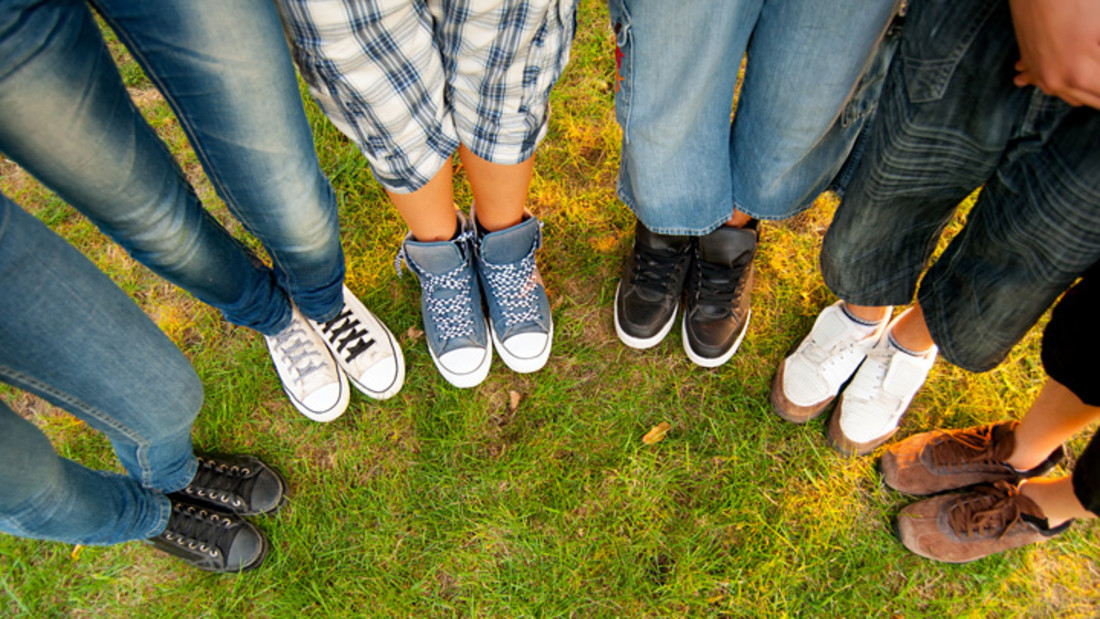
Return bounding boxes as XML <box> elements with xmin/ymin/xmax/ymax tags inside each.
<box><xmin>607</xmin><ymin>0</ymin><xmax>632</xmax><ymax>135</ymax></box>
<box><xmin>900</xmin><ymin>0</ymin><xmax>999</xmax><ymax>103</ymax></box>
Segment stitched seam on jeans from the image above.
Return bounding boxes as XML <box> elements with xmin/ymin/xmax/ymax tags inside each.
<box><xmin>0</xmin><ymin>367</ymin><xmax>147</xmax><ymax>445</ymax></box>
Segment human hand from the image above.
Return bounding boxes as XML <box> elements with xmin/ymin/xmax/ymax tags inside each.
<box><xmin>1008</xmin><ymin>0</ymin><xmax>1100</xmax><ymax>109</ymax></box>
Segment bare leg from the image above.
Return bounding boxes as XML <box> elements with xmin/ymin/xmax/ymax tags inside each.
<box><xmin>844</xmin><ymin>302</ymin><xmax>891</xmax><ymax>324</ymax></box>
<box><xmin>1020</xmin><ymin>476</ymin><xmax>1095</xmax><ymax>527</ymax></box>
<box><xmin>458</xmin><ymin>144</ymin><xmax>531</xmax><ymax>232</ymax></box>
<box><xmin>845</xmin><ymin>302</ymin><xmax>936</xmax><ymax>352</ymax></box>
<box><xmin>1008</xmin><ymin>379</ymin><xmax>1100</xmax><ymax>470</ymax></box>
<box><xmin>724</xmin><ymin>208</ymin><xmax>753</xmax><ymax>228</ymax></box>
<box><xmin>389</xmin><ymin>162</ymin><xmax>457</xmax><ymax>242</ymax></box>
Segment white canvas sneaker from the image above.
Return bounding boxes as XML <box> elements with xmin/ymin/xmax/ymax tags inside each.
<box><xmin>264</xmin><ymin>306</ymin><xmax>349</xmax><ymax>422</ymax></box>
<box><xmin>771</xmin><ymin>300</ymin><xmax>890</xmax><ymax>423</ymax></box>
<box><xmin>309</xmin><ymin>285</ymin><xmax>405</xmax><ymax>400</ymax></box>
<box><xmin>828</xmin><ymin>310</ymin><xmax>938</xmax><ymax>455</ymax></box>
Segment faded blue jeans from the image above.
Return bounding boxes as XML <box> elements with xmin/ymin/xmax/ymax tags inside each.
<box><xmin>0</xmin><ymin>194</ymin><xmax>200</xmax><ymax>545</ymax></box>
<box><xmin>608</xmin><ymin>0</ymin><xmax>901</xmax><ymax>234</ymax></box>
<box><xmin>821</xmin><ymin>0</ymin><xmax>1100</xmax><ymax>372</ymax></box>
<box><xmin>0</xmin><ymin>0</ymin><xmax>345</xmax><ymax>335</ymax></box>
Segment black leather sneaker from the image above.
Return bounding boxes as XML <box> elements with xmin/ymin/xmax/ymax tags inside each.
<box><xmin>682</xmin><ymin>221</ymin><xmax>758</xmax><ymax>367</ymax></box>
<box><xmin>148</xmin><ymin>498</ymin><xmax>268</xmax><ymax>573</ymax></box>
<box><xmin>170</xmin><ymin>453</ymin><xmax>286</xmax><ymax>517</ymax></box>
<box><xmin>614</xmin><ymin>220</ymin><xmax>694</xmax><ymax>349</ymax></box>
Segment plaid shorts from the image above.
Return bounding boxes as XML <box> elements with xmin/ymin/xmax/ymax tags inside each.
<box><xmin>278</xmin><ymin>0</ymin><xmax>576</xmax><ymax>193</ymax></box>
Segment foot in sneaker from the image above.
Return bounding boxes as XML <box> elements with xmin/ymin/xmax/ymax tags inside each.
<box><xmin>682</xmin><ymin>222</ymin><xmax>758</xmax><ymax>367</ymax></box>
<box><xmin>614</xmin><ymin>220</ymin><xmax>693</xmax><ymax>350</ymax></box>
<box><xmin>171</xmin><ymin>453</ymin><xmax>287</xmax><ymax>517</ymax></box>
<box><xmin>399</xmin><ymin>212</ymin><xmax>492</xmax><ymax>388</ymax></box>
<box><xmin>148</xmin><ymin>498</ymin><xmax>268</xmax><ymax>573</ymax></box>
<box><xmin>771</xmin><ymin>301</ymin><xmax>890</xmax><ymax>424</ymax></box>
<box><xmin>310</xmin><ymin>285</ymin><xmax>405</xmax><ymax>400</ymax></box>
<box><xmin>473</xmin><ymin>210</ymin><xmax>553</xmax><ymax>373</ymax></box>
<box><xmin>264</xmin><ymin>306</ymin><xmax>349</xmax><ymax>422</ymax></box>
<box><xmin>828</xmin><ymin>310</ymin><xmax>937</xmax><ymax>455</ymax></box>
<box><xmin>881</xmin><ymin>421</ymin><xmax>1064</xmax><ymax>495</ymax></box>
<box><xmin>896</xmin><ymin>480</ymin><xmax>1071</xmax><ymax>563</ymax></box>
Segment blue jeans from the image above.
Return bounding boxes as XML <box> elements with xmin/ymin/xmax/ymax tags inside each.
<box><xmin>0</xmin><ymin>194</ymin><xmax>201</xmax><ymax>545</ymax></box>
<box><xmin>608</xmin><ymin>0</ymin><xmax>900</xmax><ymax>234</ymax></box>
<box><xmin>821</xmin><ymin>0</ymin><xmax>1100</xmax><ymax>372</ymax></box>
<box><xmin>0</xmin><ymin>0</ymin><xmax>345</xmax><ymax>335</ymax></box>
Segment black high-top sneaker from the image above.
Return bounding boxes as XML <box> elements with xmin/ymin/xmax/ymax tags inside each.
<box><xmin>148</xmin><ymin>498</ymin><xmax>268</xmax><ymax>573</ymax></box>
<box><xmin>614</xmin><ymin>220</ymin><xmax>694</xmax><ymax>349</ymax></box>
<box><xmin>682</xmin><ymin>221</ymin><xmax>758</xmax><ymax>367</ymax></box>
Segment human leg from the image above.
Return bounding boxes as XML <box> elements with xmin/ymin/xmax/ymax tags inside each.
<box><xmin>608</xmin><ymin>0</ymin><xmax>757</xmax><ymax>353</ymax></box>
<box><xmin>0</xmin><ymin>0</ymin><xmax>369</xmax><ymax>418</ymax></box>
<box><xmin>887</xmin><ymin>261</ymin><xmax>1100</xmax><ymax>562</ymax></box>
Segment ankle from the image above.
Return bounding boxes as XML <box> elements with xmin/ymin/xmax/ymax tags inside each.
<box><xmin>843</xmin><ymin>302</ymin><xmax>889</xmax><ymax>325</ymax></box>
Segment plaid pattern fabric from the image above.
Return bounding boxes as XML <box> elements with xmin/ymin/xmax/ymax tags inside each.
<box><xmin>278</xmin><ymin>0</ymin><xmax>576</xmax><ymax>193</ymax></box>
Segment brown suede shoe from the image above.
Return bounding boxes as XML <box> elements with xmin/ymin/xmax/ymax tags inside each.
<box><xmin>896</xmin><ymin>481</ymin><xmax>1071</xmax><ymax>563</ymax></box>
<box><xmin>881</xmin><ymin>421</ymin><xmax>1064</xmax><ymax>495</ymax></box>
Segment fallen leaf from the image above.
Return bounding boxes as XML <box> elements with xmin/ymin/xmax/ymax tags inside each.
<box><xmin>71</xmin><ymin>545</ymin><xmax>84</xmax><ymax>560</ymax></box>
<box><xmin>642</xmin><ymin>422</ymin><xmax>671</xmax><ymax>445</ymax></box>
<box><xmin>509</xmin><ymin>390</ymin><xmax>521</xmax><ymax>411</ymax></box>
<box><xmin>406</xmin><ymin>326</ymin><xmax>424</xmax><ymax>342</ymax></box>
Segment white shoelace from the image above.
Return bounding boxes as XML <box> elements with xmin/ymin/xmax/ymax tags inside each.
<box><xmin>482</xmin><ymin>252</ymin><xmax>541</xmax><ymax>328</ymax></box>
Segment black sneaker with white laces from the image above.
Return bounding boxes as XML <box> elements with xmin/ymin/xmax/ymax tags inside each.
<box><xmin>148</xmin><ymin>498</ymin><xmax>268</xmax><ymax>573</ymax></box>
<box><xmin>682</xmin><ymin>221</ymin><xmax>758</xmax><ymax>367</ymax></box>
<box><xmin>170</xmin><ymin>453</ymin><xmax>286</xmax><ymax>517</ymax></box>
<box><xmin>309</xmin><ymin>285</ymin><xmax>405</xmax><ymax>400</ymax></box>
<box><xmin>614</xmin><ymin>220</ymin><xmax>694</xmax><ymax>349</ymax></box>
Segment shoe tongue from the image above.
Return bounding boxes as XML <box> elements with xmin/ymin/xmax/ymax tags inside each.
<box><xmin>480</xmin><ymin>217</ymin><xmax>537</xmax><ymax>264</ymax></box>
<box><xmin>636</xmin><ymin>225</ymin><xmax>692</xmax><ymax>252</ymax></box>
<box><xmin>405</xmin><ymin>239</ymin><xmax>466</xmax><ymax>275</ymax></box>
<box><xmin>698</xmin><ymin>227</ymin><xmax>756</xmax><ymax>265</ymax></box>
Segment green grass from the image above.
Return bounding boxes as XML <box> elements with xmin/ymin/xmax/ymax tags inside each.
<box><xmin>3</xmin><ymin>1</ymin><xmax>1099</xmax><ymax>616</ymax></box>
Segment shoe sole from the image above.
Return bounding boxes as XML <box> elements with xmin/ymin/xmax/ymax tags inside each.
<box><xmin>428</xmin><ymin>339</ymin><xmax>493</xmax><ymax>389</ymax></box>
<box><xmin>682</xmin><ymin>309</ymin><xmax>751</xmax><ymax>368</ymax></box>
<box><xmin>264</xmin><ymin>336</ymin><xmax>350</xmax><ymax>423</ymax></box>
<box><xmin>491</xmin><ymin>322</ymin><xmax>553</xmax><ymax>373</ymax></box>
<box><xmin>826</xmin><ymin>395</ymin><xmax>898</xmax><ymax>456</ymax></box>
<box><xmin>314</xmin><ymin>288</ymin><xmax>406</xmax><ymax>401</ymax></box>
<box><xmin>613</xmin><ymin>283</ymin><xmax>677</xmax><ymax>350</ymax></box>
<box><xmin>769</xmin><ymin>359</ymin><xmax>835</xmax><ymax>424</ymax></box>
<box><xmin>344</xmin><ymin>319</ymin><xmax>406</xmax><ymax>401</ymax></box>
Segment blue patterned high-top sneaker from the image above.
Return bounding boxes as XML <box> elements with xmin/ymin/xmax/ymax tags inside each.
<box><xmin>398</xmin><ymin>212</ymin><xmax>492</xmax><ymax>388</ymax></box>
<box><xmin>472</xmin><ymin>210</ymin><xmax>553</xmax><ymax>373</ymax></box>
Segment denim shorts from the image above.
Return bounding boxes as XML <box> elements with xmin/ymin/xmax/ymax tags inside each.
<box><xmin>821</xmin><ymin>0</ymin><xmax>1100</xmax><ymax>372</ymax></box>
<box><xmin>608</xmin><ymin>0</ymin><xmax>900</xmax><ymax>234</ymax></box>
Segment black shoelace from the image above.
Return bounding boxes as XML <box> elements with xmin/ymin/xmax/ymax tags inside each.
<box><xmin>318</xmin><ymin>308</ymin><xmax>376</xmax><ymax>363</ymax></box>
<box><xmin>693</xmin><ymin>254</ymin><xmax>750</xmax><ymax>307</ymax></box>
<box><xmin>180</xmin><ymin>456</ymin><xmax>254</xmax><ymax>511</ymax></box>
<box><xmin>161</xmin><ymin>503</ymin><xmax>236</xmax><ymax>559</ymax></box>
<box><xmin>632</xmin><ymin>244</ymin><xmax>691</xmax><ymax>293</ymax></box>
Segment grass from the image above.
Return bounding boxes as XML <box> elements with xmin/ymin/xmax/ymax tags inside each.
<box><xmin>3</xmin><ymin>1</ymin><xmax>1099</xmax><ymax>616</ymax></box>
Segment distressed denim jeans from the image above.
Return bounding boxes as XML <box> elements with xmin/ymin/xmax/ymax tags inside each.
<box><xmin>608</xmin><ymin>0</ymin><xmax>900</xmax><ymax>234</ymax></box>
<box><xmin>821</xmin><ymin>0</ymin><xmax>1100</xmax><ymax>372</ymax></box>
<box><xmin>0</xmin><ymin>0</ymin><xmax>345</xmax><ymax>335</ymax></box>
<box><xmin>0</xmin><ymin>194</ymin><xmax>200</xmax><ymax>545</ymax></box>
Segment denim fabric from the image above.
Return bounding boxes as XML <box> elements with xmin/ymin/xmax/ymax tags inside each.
<box><xmin>821</xmin><ymin>0</ymin><xmax>1100</xmax><ymax>372</ymax></box>
<box><xmin>0</xmin><ymin>194</ymin><xmax>200</xmax><ymax>545</ymax></box>
<box><xmin>0</xmin><ymin>0</ymin><xmax>345</xmax><ymax>335</ymax></box>
<box><xmin>608</xmin><ymin>0</ymin><xmax>900</xmax><ymax>234</ymax></box>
